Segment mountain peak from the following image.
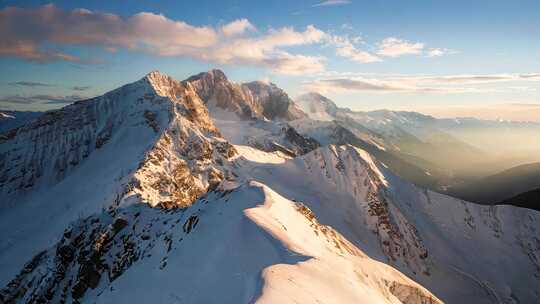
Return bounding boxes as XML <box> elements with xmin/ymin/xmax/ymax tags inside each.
<box><xmin>297</xmin><ymin>92</ymin><xmax>337</xmax><ymax>107</ymax></box>
<box><xmin>295</xmin><ymin>92</ymin><xmax>339</xmax><ymax>121</ymax></box>
<box><xmin>143</xmin><ymin>70</ymin><xmax>174</xmax><ymax>88</ymax></box>
<box><xmin>144</xmin><ymin>70</ymin><xmax>168</xmax><ymax>81</ymax></box>
<box><xmin>184</xmin><ymin>68</ymin><xmax>229</xmax><ymax>84</ymax></box>
<box><xmin>208</xmin><ymin>68</ymin><xmax>227</xmax><ymax>80</ymax></box>
<box><xmin>141</xmin><ymin>70</ymin><xmax>192</xmax><ymax>99</ymax></box>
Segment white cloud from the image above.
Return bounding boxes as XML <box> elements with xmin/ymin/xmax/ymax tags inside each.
<box><xmin>426</xmin><ymin>48</ymin><xmax>458</xmax><ymax>57</ymax></box>
<box><xmin>341</xmin><ymin>23</ymin><xmax>353</xmax><ymax>30</ymax></box>
<box><xmin>221</xmin><ymin>19</ymin><xmax>256</xmax><ymax>37</ymax></box>
<box><xmin>0</xmin><ymin>5</ymin><xmax>459</xmax><ymax>72</ymax></box>
<box><xmin>324</xmin><ymin>34</ymin><xmax>453</xmax><ymax>64</ymax></box>
<box><xmin>327</xmin><ymin>35</ymin><xmax>381</xmax><ymax>63</ymax></box>
<box><xmin>336</xmin><ymin>44</ymin><xmax>381</xmax><ymax>63</ymax></box>
<box><xmin>0</xmin><ymin>5</ymin><xmax>326</xmax><ymax>75</ymax></box>
<box><xmin>204</xmin><ymin>25</ymin><xmax>326</xmax><ymax>74</ymax></box>
<box><xmin>312</xmin><ymin>0</ymin><xmax>351</xmax><ymax>7</ymax></box>
<box><xmin>376</xmin><ymin>37</ymin><xmax>424</xmax><ymax>57</ymax></box>
<box><xmin>263</xmin><ymin>53</ymin><xmax>326</xmax><ymax>75</ymax></box>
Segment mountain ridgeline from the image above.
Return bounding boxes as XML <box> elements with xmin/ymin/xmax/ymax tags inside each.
<box><xmin>1</xmin><ymin>69</ymin><xmax>539</xmax><ymax>304</ymax></box>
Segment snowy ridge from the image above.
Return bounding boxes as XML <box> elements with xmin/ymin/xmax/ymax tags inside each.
<box><xmin>0</xmin><ymin>181</ymin><xmax>441</xmax><ymax>304</ymax></box>
<box><xmin>230</xmin><ymin>143</ymin><xmax>540</xmax><ymax>303</ymax></box>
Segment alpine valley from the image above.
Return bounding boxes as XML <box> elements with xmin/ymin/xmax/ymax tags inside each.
<box><xmin>1</xmin><ymin>69</ymin><xmax>539</xmax><ymax>304</ymax></box>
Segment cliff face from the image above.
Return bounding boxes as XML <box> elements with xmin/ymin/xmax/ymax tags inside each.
<box><xmin>184</xmin><ymin>69</ymin><xmax>305</xmax><ymax>121</ymax></box>
<box><xmin>183</xmin><ymin>69</ymin><xmax>264</xmax><ymax>119</ymax></box>
<box><xmin>241</xmin><ymin>80</ymin><xmax>306</xmax><ymax>121</ymax></box>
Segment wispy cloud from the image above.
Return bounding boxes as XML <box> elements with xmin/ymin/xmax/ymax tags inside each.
<box><xmin>327</xmin><ymin>35</ymin><xmax>381</xmax><ymax>63</ymax></box>
<box><xmin>0</xmin><ymin>5</ymin><xmax>326</xmax><ymax>75</ymax></box>
<box><xmin>303</xmin><ymin>73</ymin><xmax>540</xmax><ymax>94</ymax></box>
<box><xmin>324</xmin><ymin>34</ymin><xmax>454</xmax><ymax>64</ymax></box>
<box><xmin>8</xmin><ymin>81</ymin><xmax>53</xmax><ymax>87</ymax></box>
<box><xmin>0</xmin><ymin>94</ymin><xmax>86</xmax><ymax>105</ymax></box>
<box><xmin>72</xmin><ymin>86</ymin><xmax>91</xmax><ymax>91</ymax></box>
<box><xmin>376</xmin><ymin>37</ymin><xmax>424</xmax><ymax>57</ymax></box>
<box><xmin>304</xmin><ymin>78</ymin><xmax>470</xmax><ymax>93</ymax></box>
<box><xmin>426</xmin><ymin>48</ymin><xmax>458</xmax><ymax>57</ymax></box>
<box><xmin>312</xmin><ymin>0</ymin><xmax>351</xmax><ymax>7</ymax></box>
<box><xmin>412</xmin><ymin>73</ymin><xmax>540</xmax><ymax>84</ymax></box>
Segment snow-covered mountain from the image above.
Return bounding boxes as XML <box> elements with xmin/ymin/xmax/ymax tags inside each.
<box><xmin>448</xmin><ymin>162</ymin><xmax>540</xmax><ymax>205</ymax></box>
<box><xmin>230</xmin><ymin>144</ymin><xmax>540</xmax><ymax>304</ymax></box>
<box><xmin>294</xmin><ymin>92</ymin><xmax>540</xmax><ymax>181</ymax></box>
<box><xmin>1</xmin><ymin>70</ymin><xmax>539</xmax><ymax>304</ymax></box>
<box><xmin>295</xmin><ymin>92</ymin><xmax>341</xmax><ymax>121</ymax></box>
<box><xmin>0</xmin><ymin>71</ymin><xmax>236</xmax><ymax>289</ymax></box>
<box><xmin>185</xmin><ymin>69</ymin><xmax>305</xmax><ymax>121</ymax></box>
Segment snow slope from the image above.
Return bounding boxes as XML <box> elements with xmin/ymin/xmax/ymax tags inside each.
<box><xmin>229</xmin><ymin>144</ymin><xmax>540</xmax><ymax>304</ymax></box>
<box><xmin>1</xmin><ymin>181</ymin><xmax>441</xmax><ymax>304</ymax></box>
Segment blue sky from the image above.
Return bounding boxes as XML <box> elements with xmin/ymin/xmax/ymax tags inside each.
<box><xmin>1</xmin><ymin>0</ymin><xmax>539</xmax><ymax>120</ymax></box>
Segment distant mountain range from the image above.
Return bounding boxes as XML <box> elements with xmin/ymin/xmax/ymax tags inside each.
<box><xmin>295</xmin><ymin>92</ymin><xmax>540</xmax><ymax>181</ymax></box>
<box><xmin>447</xmin><ymin>162</ymin><xmax>540</xmax><ymax>207</ymax></box>
<box><xmin>1</xmin><ymin>70</ymin><xmax>539</xmax><ymax>303</ymax></box>
<box><xmin>501</xmin><ymin>188</ymin><xmax>540</xmax><ymax>211</ymax></box>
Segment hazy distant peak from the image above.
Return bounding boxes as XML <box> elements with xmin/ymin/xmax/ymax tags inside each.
<box><xmin>295</xmin><ymin>92</ymin><xmax>339</xmax><ymax>121</ymax></box>
<box><xmin>296</xmin><ymin>92</ymin><xmax>338</xmax><ymax>108</ymax></box>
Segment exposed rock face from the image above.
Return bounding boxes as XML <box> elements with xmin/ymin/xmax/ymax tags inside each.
<box><xmin>183</xmin><ymin>69</ymin><xmax>264</xmax><ymax>119</ymax></box>
<box><xmin>299</xmin><ymin>145</ymin><xmax>431</xmax><ymax>276</ymax></box>
<box><xmin>242</xmin><ymin>81</ymin><xmax>306</xmax><ymax>121</ymax></box>
<box><xmin>0</xmin><ymin>203</ymin><xmax>186</xmax><ymax>303</ymax></box>
<box><xmin>184</xmin><ymin>69</ymin><xmax>305</xmax><ymax>121</ymax></box>
<box><xmin>241</xmin><ymin>123</ymin><xmax>320</xmax><ymax>157</ymax></box>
